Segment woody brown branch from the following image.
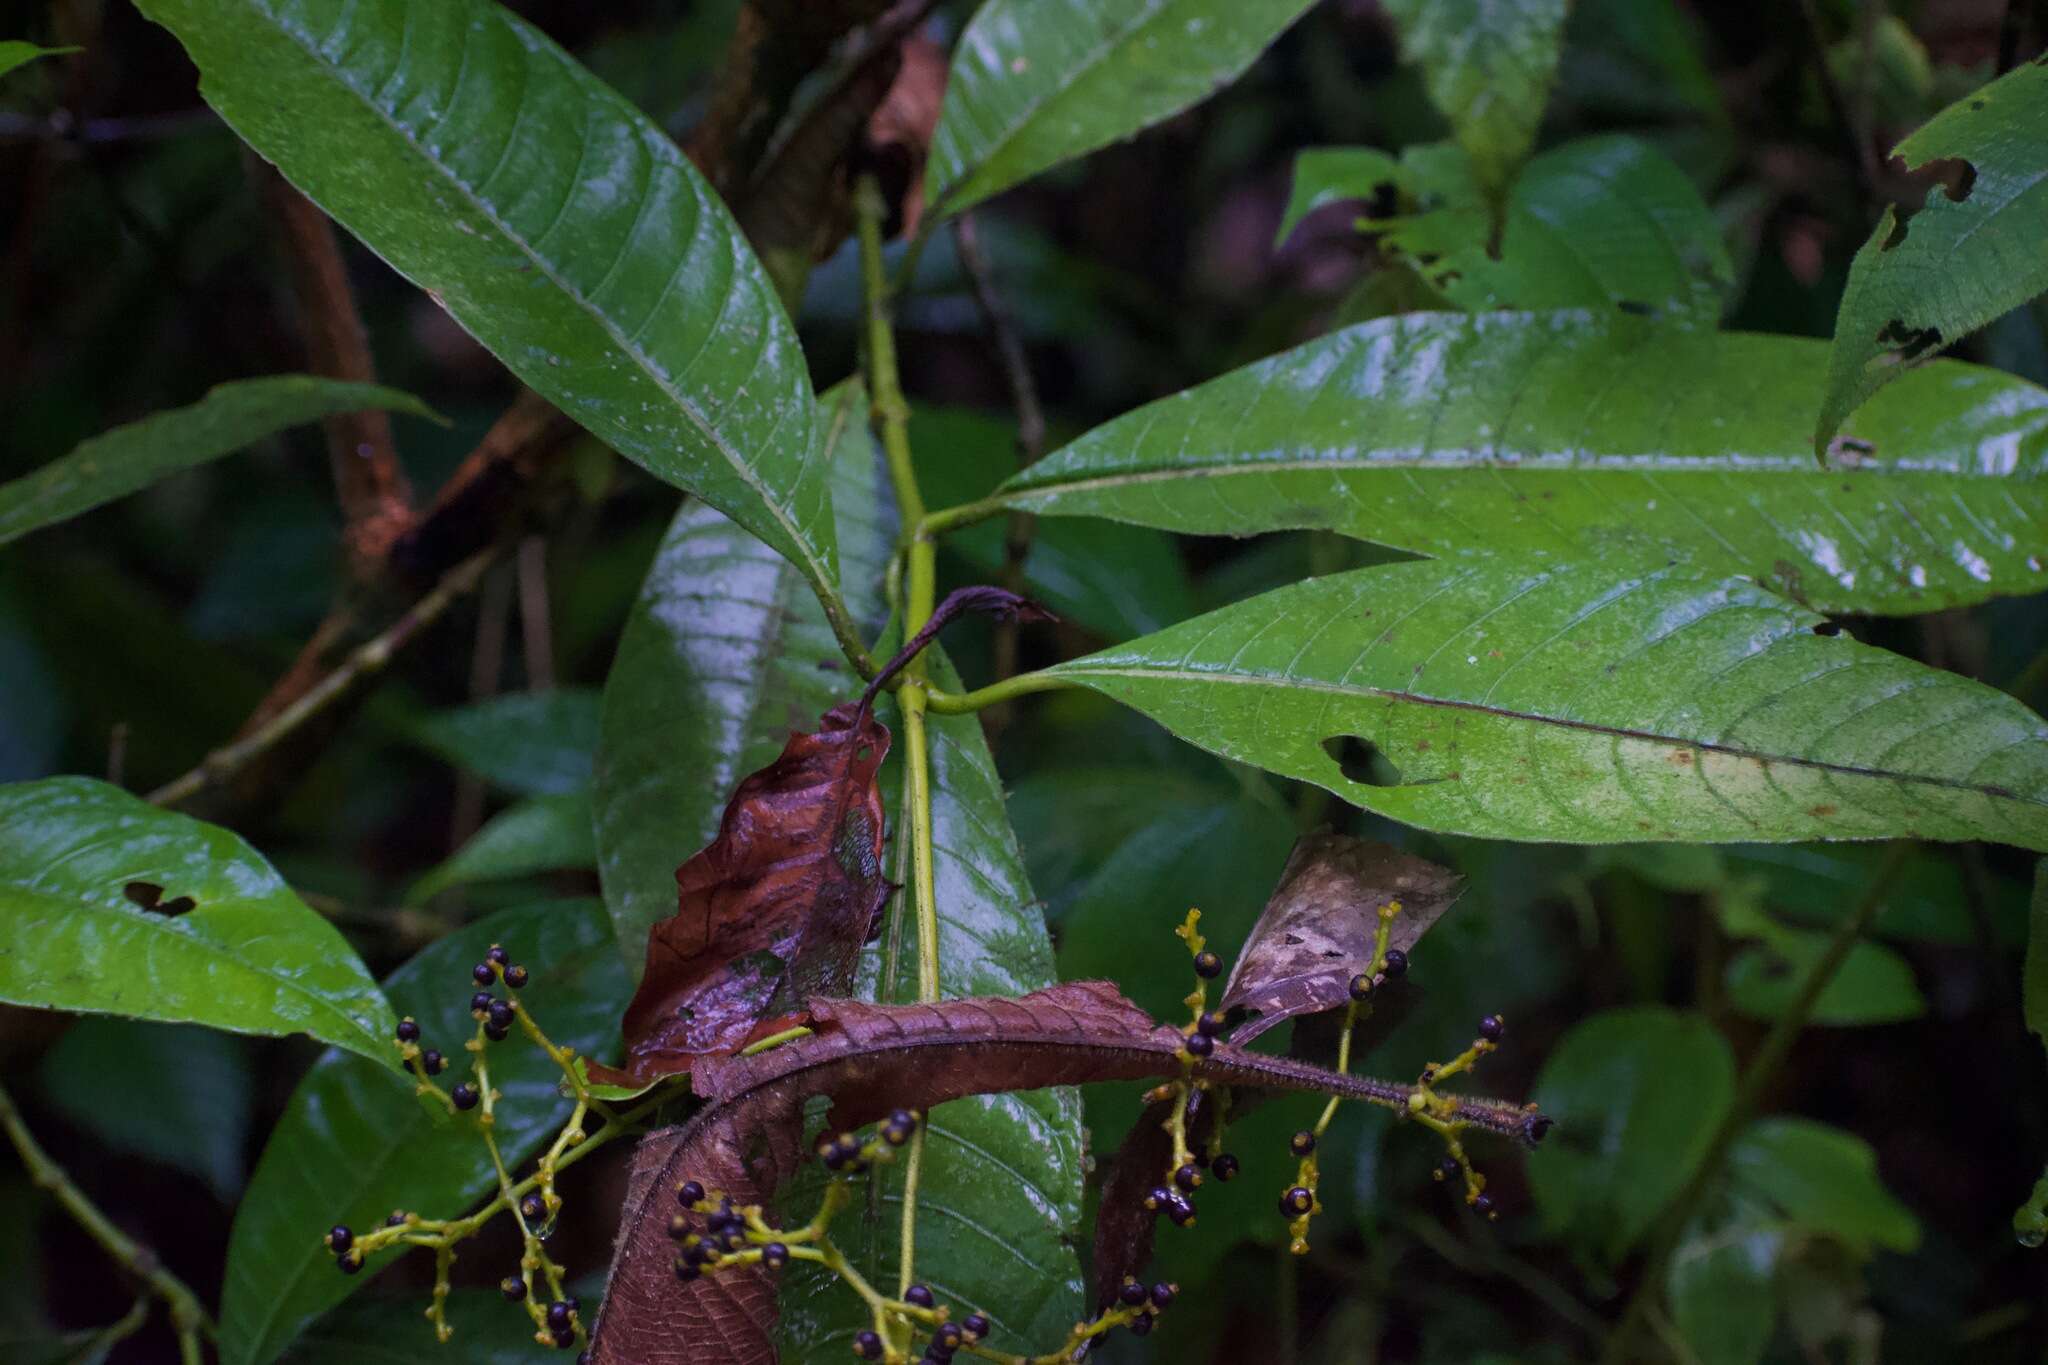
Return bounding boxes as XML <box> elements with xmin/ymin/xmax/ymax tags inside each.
<box><xmin>251</xmin><ymin>158</ymin><xmax>415</xmax><ymax>577</ymax></box>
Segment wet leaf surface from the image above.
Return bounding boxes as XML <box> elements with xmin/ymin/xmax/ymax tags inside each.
<box><xmin>1220</xmin><ymin>831</ymin><xmax>1463</xmax><ymax>1044</ymax></box>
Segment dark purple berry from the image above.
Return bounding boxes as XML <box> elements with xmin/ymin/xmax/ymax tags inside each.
<box><xmin>1150</xmin><ymin>1282</ymin><xmax>1176</xmax><ymax>1309</ymax></box>
<box><xmin>385</xmin><ymin>1210</ymin><xmax>408</xmax><ymax>1227</ymax></box>
<box><xmin>1129</xmin><ymin>1313</ymin><xmax>1153</xmax><ymax>1337</ymax></box>
<box><xmin>672</xmin><ymin>1255</ymin><xmax>700</xmax><ymax>1282</ymax></box>
<box><xmin>854</xmin><ymin>1330</ymin><xmax>884</xmax><ymax>1359</ymax></box>
<box><xmin>1280</xmin><ymin>1186</ymin><xmax>1314</xmax><ymax>1218</ymax></box>
<box><xmin>395</xmin><ymin>1018</ymin><xmax>421</xmax><ymax>1043</ymax></box>
<box><xmin>1291</xmin><ymin>1129</ymin><xmax>1317</xmax><ymax>1157</ymax></box>
<box><xmin>578</xmin><ymin>1355</ymin><xmax>592</xmax><ymax>1365</ymax></box>
<box><xmin>1382</xmin><ymin>949</ymin><xmax>1408</xmax><ymax>978</ymax></box>
<box><xmin>546</xmin><ymin>1301</ymin><xmax>573</xmax><ymax>1331</ymax></box>
<box><xmin>451</xmin><ymin>1082</ymin><xmax>479</xmax><ymax>1111</ymax></box>
<box><xmin>486</xmin><ymin>945</ymin><xmax>509</xmax><ymax>967</ymax></box>
<box><xmin>501</xmin><ymin>1276</ymin><xmax>527</xmax><ymax>1301</ymax></box>
<box><xmin>564</xmin><ymin>1296</ymin><xmax>580</xmax><ymax>1315</ymax></box>
<box><xmin>1143</xmin><ymin>1185</ymin><xmax>1171</xmax><ymax>1212</ymax></box>
<box><xmin>472</xmin><ymin>963</ymin><xmax>496</xmax><ymax>986</ymax></box>
<box><xmin>882</xmin><ymin>1121</ymin><xmax>913</xmax><ymax>1147</ymax></box>
<box><xmin>520</xmin><ymin>1193</ymin><xmax>546</xmax><ymax>1222</ymax></box>
<box><xmin>1524</xmin><ymin>1114</ymin><xmax>1555</xmax><ymax>1146</ymax></box>
<box><xmin>763</xmin><ymin>1242</ymin><xmax>789</xmax><ymax>1270</ymax></box>
<box><xmin>1183</xmin><ymin>1031</ymin><xmax>1214</xmax><ymax>1058</ymax></box>
<box><xmin>962</xmin><ymin>1313</ymin><xmax>991</xmax><ymax>1340</ymax></box>
<box><xmin>890</xmin><ymin>1108</ymin><xmax>917</xmax><ymax>1132</ymax></box>
<box><xmin>678</xmin><ymin>1179</ymin><xmax>706</xmax><ymax>1207</ymax></box>
<box><xmin>504</xmin><ymin>964</ymin><xmax>529</xmax><ymax>989</ymax></box>
<box><xmin>1119</xmin><ymin>1278</ymin><xmax>1148</xmax><ymax>1307</ymax></box>
<box><xmin>1163</xmin><ymin>1192</ymin><xmax>1196</xmax><ymax>1227</ymax></box>
<box><xmin>327</xmin><ymin>1225</ymin><xmax>353</xmax><ymax>1255</ymax></box>
<box><xmin>488</xmin><ymin>999</ymin><xmax>516</xmax><ymax>1031</ymax></box>
<box><xmin>666</xmin><ymin>1214</ymin><xmax>691</xmax><ymax>1241</ymax></box>
<box><xmin>551</xmin><ymin>1326</ymin><xmax>576</xmax><ymax>1349</ymax></box>
<box><xmin>1348</xmin><ymin>972</ymin><xmax>1374</xmax><ymax>1001</ymax></box>
<box><xmin>1212</xmin><ymin>1153</ymin><xmax>1241</xmax><ymax>1182</ymax></box>
<box><xmin>470</xmin><ymin>991</ymin><xmax>495</xmax><ymax>1015</ymax></box>
<box><xmin>337</xmin><ymin>1249</ymin><xmax>363</xmax><ymax>1274</ymax></box>
<box><xmin>1478</xmin><ymin>1014</ymin><xmax>1505</xmax><ymax>1042</ymax></box>
<box><xmin>904</xmin><ymin>1283</ymin><xmax>935</xmax><ymax>1309</ymax></box>
<box><xmin>485</xmin><ymin>1021</ymin><xmax>511</xmax><ymax>1043</ymax></box>
<box><xmin>1192</xmin><ymin>950</ymin><xmax>1222</xmax><ymax>979</ymax></box>
<box><xmin>1438</xmin><ymin>1157</ymin><xmax>1461</xmax><ymax>1181</ymax></box>
<box><xmin>933</xmin><ymin>1322</ymin><xmax>964</xmax><ymax>1351</ymax></box>
<box><xmin>421</xmin><ymin>1049</ymin><xmax>446</xmax><ymax>1075</ymax></box>
<box><xmin>1473</xmin><ymin>1193</ymin><xmax>1496</xmax><ymax>1217</ymax></box>
<box><xmin>1173</xmin><ymin>1162</ymin><xmax>1202</xmax><ymax>1193</ymax></box>
<box><xmin>1196</xmin><ymin>1010</ymin><xmax>1225</xmax><ymax>1037</ymax></box>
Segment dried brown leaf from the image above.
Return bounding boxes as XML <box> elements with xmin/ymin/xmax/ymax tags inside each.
<box><xmin>1221</xmin><ymin>831</ymin><xmax>1463</xmax><ymax>1044</ymax></box>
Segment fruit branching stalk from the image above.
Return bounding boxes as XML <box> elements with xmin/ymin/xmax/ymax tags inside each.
<box><xmin>0</xmin><ymin>1081</ymin><xmax>214</xmax><ymax>1365</ymax></box>
<box><xmin>675</xmin><ymin>1112</ymin><xmax>1176</xmax><ymax>1364</ymax></box>
<box><xmin>855</xmin><ymin>168</ymin><xmax>943</xmax><ymax>1303</ymax></box>
<box><xmin>332</xmin><ymin>945</ymin><xmax>673</xmax><ymax>1352</ymax></box>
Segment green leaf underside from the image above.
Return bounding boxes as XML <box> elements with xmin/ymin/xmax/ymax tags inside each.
<box><xmin>0</xmin><ymin>377</ymin><xmax>432</xmax><ymax>548</ymax></box>
<box><xmin>406</xmin><ymin>790</ymin><xmax>597</xmax><ymax>903</ymax></box>
<box><xmin>135</xmin><ymin>0</ymin><xmax>837</xmax><ymax>592</ymax></box>
<box><xmin>1046</xmin><ymin>557</ymin><xmax>2048</xmax><ymax>848</ymax></box>
<box><xmin>994</xmin><ymin>310</ymin><xmax>2048</xmax><ymax>616</ymax></box>
<box><xmin>1383</xmin><ymin>0</ymin><xmax>1569</xmax><ymax>194</ymax></box>
<box><xmin>594</xmin><ymin>383</ymin><xmax>891</xmax><ymax>971</ymax></box>
<box><xmin>1285</xmin><ymin>137</ymin><xmax>1734</xmax><ymax>317</ymax></box>
<box><xmin>0</xmin><ymin>777</ymin><xmax>396</xmax><ymax>1067</ymax></box>
<box><xmin>1819</xmin><ymin>62</ymin><xmax>2048</xmax><ymax>448</ymax></box>
<box><xmin>927</xmin><ymin>0</ymin><xmax>1319</xmax><ymax>217</ymax></box>
<box><xmin>1529</xmin><ymin>1007</ymin><xmax>1735</xmax><ymax>1262</ymax></box>
<box><xmin>404</xmin><ymin>689</ymin><xmax>601</xmax><ymax>797</ymax></box>
<box><xmin>218</xmin><ymin>899</ymin><xmax>625</xmax><ymax>1365</ymax></box>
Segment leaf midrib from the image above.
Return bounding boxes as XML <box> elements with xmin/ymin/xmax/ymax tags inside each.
<box><xmin>236</xmin><ymin>0</ymin><xmax>832</xmax><ymax>595</ymax></box>
<box><xmin>0</xmin><ymin>883</ymin><xmax>389</xmax><ymax>1058</ymax></box>
<box><xmin>1052</xmin><ymin>662</ymin><xmax>2044</xmax><ymax>808</ymax></box>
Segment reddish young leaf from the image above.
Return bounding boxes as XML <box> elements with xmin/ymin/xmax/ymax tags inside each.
<box><xmin>588</xmin><ymin>981</ymin><xmax>1546</xmax><ymax>1363</ymax></box>
<box><xmin>1220</xmin><ymin>831</ymin><xmax>1463</xmax><ymax>1044</ymax></box>
<box><xmin>601</xmin><ymin>701</ymin><xmax>892</xmax><ymax>1085</ymax></box>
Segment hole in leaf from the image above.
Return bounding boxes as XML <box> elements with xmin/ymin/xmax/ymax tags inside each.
<box><xmin>123</xmin><ymin>881</ymin><xmax>195</xmax><ymax>916</ymax></box>
<box><xmin>1930</xmin><ymin>156</ymin><xmax>1977</xmax><ymax>203</ymax></box>
<box><xmin>1322</xmin><ymin>735</ymin><xmax>1404</xmax><ymax>788</ymax></box>
<box><xmin>1812</xmin><ymin>620</ymin><xmax>1843</xmax><ymax>637</ymax></box>
<box><xmin>1880</xmin><ymin>213</ymin><xmax>1910</xmax><ymax>250</ymax></box>
<box><xmin>1616</xmin><ymin>300</ymin><xmax>1654</xmax><ymax>317</ymax></box>
<box><xmin>1876</xmin><ymin>319</ymin><xmax>1942</xmax><ymax>362</ymax></box>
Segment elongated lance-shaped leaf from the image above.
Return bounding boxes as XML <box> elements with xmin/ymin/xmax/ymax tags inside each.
<box><xmin>1818</xmin><ymin>62</ymin><xmax>2048</xmax><ymax>450</ymax></box>
<box><xmin>595</xmin><ymin>383</ymin><xmax>892</xmax><ymax>972</ymax></box>
<box><xmin>926</xmin><ymin>0</ymin><xmax>1319</xmax><ymax>218</ymax></box>
<box><xmin>0</xmin><ymin>777</ymin><xmax>397</xmax><ymax>1068</ymax></box>
<box><xmin>135</xmin><ymin>0</ymin><xmax>840</xmax><ymax>595</ymax></box>
<box><xmin>1383</xmin><ymin>0</ymin><xmax>1568</xmax><ymax>196</ymax></box>
<box><xmin>217</xmin><ymin>899</ymin><xmax>625</xmax><ymax>1365</ymax></box>
<box><xmin>983</xmin><ymin>311</ymin><xmax>2048</xmax><ymax>617</ymax></box>
<box><xmin>1045</xmin><ymin>556</ymin><xmax>2048</xmax><ymax>849</ymax></box>
<box><xmin>0</xmin><ymin>41</ymin><xmax>80</xmax><ymax>80</ymax></box>
<box><xmin>0</xmin><ymin>376</ymin><xmax>432</xmax><ymax>547</ymax></box>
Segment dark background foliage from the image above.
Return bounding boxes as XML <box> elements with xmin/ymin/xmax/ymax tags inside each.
<box><xmin>4</xmin><ymin>1</ymin><xmax>2048</xmax><ymax>1362</ymax></box>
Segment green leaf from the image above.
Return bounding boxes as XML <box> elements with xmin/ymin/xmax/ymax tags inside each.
<box><xmin>1008</xmin><ymin>764</ymin><xmax>1253</xmax><ymax>919</ymax></box>
<box><xmin>1723</xmin><ymin>934</ymin><xmax>1925</xmax><ymax>1028</ymax></box>
<box><xmin>1667</xmin><ymin>1223</ymin><xmax>1780</xmax><ymax>1365</ymax></box>
<box><xmin>992</xmin><ymin>311</ymin><xmax>2048</xmax><ymax>617</ymax></box>
<box><xmin>0</xmin><ymin>777</ymin><xmax>396</xmax><ymax>1066</ymax></box>
<box><xmin>0</xmin><ymin>41</ymin><xmax>81</xmax><ymax>79</ymax></box>
<box><xmin>1528</xmin><ymin>1007</ymin><xmax>1735</xmax><ymax>1262</ymax></box>
<box><xmin>284</xmin><ymin>1289</ymin><xmax>576</xmax><ymax>1364</ymax></box>
<box><xmin>1369</xmin><ymin>137</ymin><xmax>1735</xmax><ymax>317</ymax></box>
<box><xmin>405</xmin><ymin>791</ymin><xmax>596</xmax><ymax>904</ymax></box>
<box><xmin>1048</xmin><ymin>557</ymin><xmax>2048</xmax><ymax>848</ymax></box>
<box><xmin>1276</xmin><ymin>146</ymin><xmax>1405</xmax><ymax>246</ymax></box>
<box><xmin>926</xmin><ymin>0</ymin><xmax>1319</xmax><ymax>217</ymax></box>
<box><xmin>403</xmin><ymin>690</ymin><xmax>601</xmax><ymax>797</ymax></box>
<box><xmin>0</xmin><ymin>376</ymin><xmax>432</xmax><ymax>548</ymax></box>
<box><xmin>1818</xmin><ymin>62</ymin><xmax>2048</xmax><ymax>449</ymax></box>
<box><xmin>593</xmin><ymin>382</ymin><xmax>892</xmax><ymax>971</ymax></box>
<box><xmin>135</xmin><ymin>0</ymin><xmax>840</xmax><ymax>596</ymax></box>
<box><xmin>1729</xmin><ymin>842</ymin><xmax>2028</xmax><ymax>947</ymax></box>
<box><xmin>1382</xmin><ymin>0</ymin><xmax>1568</xmax><ymax>195</ymax></box>
<box><xmin>218</xmin><ymin>898</ymin><xmax>625</xmax><ymax>1365</ymax></box>
<box><xmin>37</xmin><ymin>1018</ymin><xmax>251</xmax><ymax>1201</ymax></box>
<box><xmin>1726</xmin><ymin>1118</ymin><xmax>1920</xmax><ymax>1254</ymax></box>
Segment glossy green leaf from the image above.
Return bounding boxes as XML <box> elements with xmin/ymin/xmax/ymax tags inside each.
<box><xmin>218</xmin><ymin>898</ymin><xmax>625</xmax><ymax>1365</ymax></box>
<box><xmin>38</xmin><ymin>1018</ymin><xmax>251</xmax><ymax>1201</ymax></box>
<box><xmin>404</xmin><ymin>690</ymin><xmax>601</xmax><ymax>797</ymax></box>
<box><xmin>405</xmin><ymin>791</ymin><xmax>596</xmax><ymax>904</ymax></box>
<box><xmin>0</xmin><ymin>777</ymin><xmax>396</xmax><ymax>1066</ymax></box>
<box><xmin>911</xmin><ymin>404</ymin><xmax>1194</xmax><ymax>640</ymax></box>
<box><xmin>593</xmin><ymin>383</ymin><xmax>891</xmax><ymax>970</ymax></box>
<box><xmin>1355</xmin><ymin>137</ymin><xmax>1735</xmax><ymax>317</ymax></box>
<box><xmin>1819</xmin><ymin>62</ymin><xmax>2048</xmax><ymax>449</ymax></box>
<box><xmin>1383</xmin><ymin>0</ymin><xmax>1568</xmax><ymax>195</ymax></box>
<box><xmin>993</xmin><ymin>311</ymin><xmax>2048</xmax><ymax>616</ymax></box>
<box><xmin>1668</xmin><ymin>1222</ymin><xmax>1780</xmax><ymax>1365</ymax></box>
<box><xmin>135</xmin><ymin>0</ymin><xmax>840</xmax><ymax>595</ymax></box>
<box><xmin>0</xmin><ymin>377</ymin><xmax>432</xmax><ymax>548</ymax></box>
<box><xmin>0</xmin><ymin>41</ymin><xmax>81</xmax><ymax>79</ymax></box>
<box><xmin>926</xmin><ymin>0</ymin><xmax>1319</xmax><ymax>217</ymax></box>
<box><xmin>1049</xmin><ymin>557</ymin><xmax>2048</xmax><ymax>848</ymax></box>
<box><xmin>1528</xmin><ymin>1007</ymin><xmax>1734</xmax><ymax>1262</ymax></box>
<box><xmin>1727</xmin><ymin>1118</ymin><xmax>1919</xmax><ymax>1254</ymax></box>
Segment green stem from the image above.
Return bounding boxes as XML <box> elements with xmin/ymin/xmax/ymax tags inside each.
<box><xmin>1599</xmin><ymin>842</ymin><xmax>1907</xmax><ymax>1364</ymax></box>
<box><xmin>921</xmin><ymin>669</ymin><xmax>1073</xmax><ymax>714</ymax></box>
<box><xmin>0</xmin><ymin>1082</ymin><xmax>214</xmax><ymax>1363</ymax></box>
<box><xmin>919</xmin><ymin>495</ymin><xmax>1011</xmax><ymax>540</ymax></box>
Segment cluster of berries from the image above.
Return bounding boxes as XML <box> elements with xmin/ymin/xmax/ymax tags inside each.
<box><xmin>817</xmin><ymin>1109</ymin><xmax>919</xmax><ymax>1174</ymax></box>
<box><xmin>491</xmin><ymin>1287</ymin><xmax>584</xmax><ymax>1351</ymax></box>
<box><xmin>667</xmin><ymin>1181</ymin><xmax>784</xmax><ymax>1284</ymax></box>
<box><xmin>849</xmin><ymin>1287</ymin><xmax>996</xmax><ymax>1360</ymax></box>
<box><xmin>322</xmin><ymin>1208</ymin><xmax>412</xmax><ymax>1275</ymax></box>
<box><xmin>1110</xmin><ymin>1277</ymin><xmax>1179</xmax><ymax>1339</ymax></box>
<box><xmin>1144</xmin><ymin>1136</ymin><xmax>1241</xmax><ymax>1231</ymax></box>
